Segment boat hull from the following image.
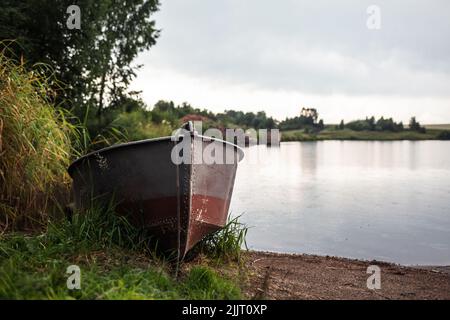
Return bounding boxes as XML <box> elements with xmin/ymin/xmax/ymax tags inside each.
<box><xmin>68</xmin><ymin>134</ymin><xmax>243</xmax><ymax>259</ymax></box>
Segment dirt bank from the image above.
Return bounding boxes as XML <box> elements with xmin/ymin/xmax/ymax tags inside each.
<box><xmin>241</xmin><ymin>251</ymin><xmax>450</xmax><ymax>300</ymax></box>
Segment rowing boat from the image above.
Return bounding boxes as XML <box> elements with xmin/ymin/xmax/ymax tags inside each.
<box><xmin>68</xmin><ymin>122</ymin><xmax>244</xmax><ymax>259</ymax></box>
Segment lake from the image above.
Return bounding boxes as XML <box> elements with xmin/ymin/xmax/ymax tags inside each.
<box><xmin>230</xmin><ymin>141</ymin><xmax>450</xmax><ymax>265</ymax></box>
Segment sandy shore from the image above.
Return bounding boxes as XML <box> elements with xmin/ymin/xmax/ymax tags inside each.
<box><xmin>241</xmin><ymin>251</ymin><xmax>450</xmax><ymax>300</ymax></box>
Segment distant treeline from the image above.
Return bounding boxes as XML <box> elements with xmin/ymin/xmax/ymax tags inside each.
<box><xmin>338</xmin><ymin>116</ymin><xmax>426</xmax><ymax>133</ymax></box>
<box><xmin>279</xmin><ymin>111</ymin><xmax>426</xmax><ymax>134</ymax></box>
<box><xmin>84</xmin><ymin>98</ymin><xmax>280</xmax><ymax>141</ymax></box>
<box><xmin>92</xmin><ymin>98</ymin><xmax>430</xmax><ymax>141</ymax></box>
<box><xmin>151</xmin><ymin>100</ymin><xmax>277</xmax><ymax>129</ymax></box>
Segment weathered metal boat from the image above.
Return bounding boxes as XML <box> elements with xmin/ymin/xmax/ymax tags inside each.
<box><xmin>68</xmin><ymin>122</ymin><xmax>244</xmax><ymax>260</ymax></box>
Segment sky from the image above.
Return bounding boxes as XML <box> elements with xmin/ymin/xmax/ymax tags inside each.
<box><xmin>130</xmin><ymin>0</ymin><xmax>450</xmax><ymax>124</ymax></box>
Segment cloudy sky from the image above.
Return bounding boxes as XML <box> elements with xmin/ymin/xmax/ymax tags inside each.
<box><xmin>131</xmin><ymin>0</ymin><xmax>450</xmax><ymax>123</ymax></box>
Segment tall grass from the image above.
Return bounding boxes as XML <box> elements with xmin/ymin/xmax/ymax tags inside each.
<box><xmin>47</xmin><ymin>200</ymin><xmax>153</xmax><ymax>254</ymax></box>
<box><xmin>196</xmin><ymin>215</ymin><xmax>248</xmax><ymax>262</ymax></box>
<box><xmin>0</xmin><ymin>48</ymin><xmax>75</xmax><ymax>231</ymax></box>
<box><xmin>70</xmin><ymin>119</ymin><xmax>127</xmax><ymax>157</ymax></box>
<box><xmin>0</xmin><ymin>45</ymin><xmax>129</xmax><ymax>232</ymax></box>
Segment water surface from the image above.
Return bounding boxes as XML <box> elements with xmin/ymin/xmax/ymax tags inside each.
<box><xmin>230</xmin><ymin>141</ymin><xmax>450</xmax><ymax>265</ymax></box>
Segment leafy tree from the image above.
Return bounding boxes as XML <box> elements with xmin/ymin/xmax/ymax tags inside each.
<box><xmin>154</xmin><ymin>100</ymin><xmax>176</xmax><ymax>113</ymax></box>
<box><xmin>368</xmin><ymin>116</ymin><xmax>376</xmax><ymax>130</ymax></box>
<box><xmin>0</xmin><ymin>0</ymin><xmax>161</xmax><ymax>120</ymax></box>
<box><xmin>409</xmin><ymin>117</ymin><xmax>426</xmax><ymax>133</ymax></box>
<box><xmin>300</xmin><ymin>108</ymin><xmax>318</xmax><ymax>123</ymax></box>
<box><xmin>317</xmin><ymin>119</ymin><xmax>324</xmax><ymax>130</ymax></box>
<box><xmin>346</xmin><ymin>116</ymin><xmax>404</xmax><ymax>132</ymax></box>
<box><xmin>346</xmin><ymin>119</ymin><xmax>372</xmax><ymax>131</ymax></box>
<box><xmin>266</xmin><ymin>117</ymin><xmax>276</xmax><ymax>129</ymax></box>
<box><xmin>279</xmin><ymin>115</ymin><xmax>314</xmax><ymax>131</ymax></box>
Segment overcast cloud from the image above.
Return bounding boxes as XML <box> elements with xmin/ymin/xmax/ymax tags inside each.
<box><xmin>131</xmin><ymin>0</ymin><xmax>450</xmax><ymax>123</ymax></box>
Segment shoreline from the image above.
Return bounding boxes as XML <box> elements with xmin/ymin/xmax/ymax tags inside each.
<box><xmin>280</xmin><ymin>128</ymin><xmax>450</xmax><ymax>142</ymax></box>
<box><xmin>245</xmin><ymin>249</ymin><xmax>450</xmax><ymax>270</ymax></box>
<box><xmin>234</xmin><ymin>251</ymin><xmax>450</xmax><ymax>299</ymax></box>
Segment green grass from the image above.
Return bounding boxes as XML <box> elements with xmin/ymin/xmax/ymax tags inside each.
<box><xmin>281</xmin><ymin>128</ymin><xmax>449</xmax><ymax>141</ymax></box>
<box><xmin>0</xmin><ymin>239</ymin><xmax>241</xmax><ymax>299</ymax></box>
<box><xmin>194</xmin><ymin>215</ymin><xmax>248</xmax><ymax>262</ymax></box>
<box><xmin>0</xmin><ymin>204</ymin><xmax>244</xmax><ymax>299</ymax></box>
<box><xmin>0</xmin><ymin>47</ymin><xmax>75</xmax><ymax>231</ymax></box>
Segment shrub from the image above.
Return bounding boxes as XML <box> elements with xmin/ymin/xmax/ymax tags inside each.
<box><xmin>437</xmin><ymin>130</ymin><xmax>450</xmax><ymax>140</ymax></box>
<box><xmin>111</xmin><ymin>110</ymin><xmax>173</xmax><ymax>141</ymax></box>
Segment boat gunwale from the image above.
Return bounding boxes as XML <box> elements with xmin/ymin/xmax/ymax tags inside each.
<box><xmin>68</xmin><ymin>134</ymin><xmax>245</xmax><ymax>177</ymax></box>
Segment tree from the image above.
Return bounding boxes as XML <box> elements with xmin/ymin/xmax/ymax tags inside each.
<box><xmin>339</xmin><ymin>120</ymin><xmax>345</xmax><ymax>130</ymax></box>
<box><xmin>368</xmin><ymin>116</ymin><xmax>376</xmax><ymax>130</ymax></box>
<box><xmin>409</xmin><ymin>117</ymin><xmax>426</xmax><ymax>133</ymax></box>
<box><xmin>266</xmin><ymin>117</ymin><xmax>276</xmax><ymax>129</ymax></box>
<box><xmin>317</xmin><ymin>119</ymin><xmax>324</xmax><ymax>130</ymax></box>
<box><xmin>345</xmin><ymin>116</ymin><xmax>404</xmax><ymax>132</ymax></box>
<box><xmin>0</xmin><ymin>0</ymin><xmax>161</xmax><ymax>120</ymax></box>
<box><xmin>279</xmin><ymin>107</ymin><xmax>321</xmax><ymax>131</ymax></box>
<box><xmin>300</xmin><ymin>108</ymin><xmax>318</xmax><ymax>124</ymax></box>
<box><xmin>154</xmin><ymin>100</ymin><xmax>176</xmax><ymax>113</ymax></box>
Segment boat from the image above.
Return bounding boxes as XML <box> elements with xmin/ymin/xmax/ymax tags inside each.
<box><xmin>68</xmin><ymin>122</ymin><xmax>244</xmax><ymax>260</ymax></box>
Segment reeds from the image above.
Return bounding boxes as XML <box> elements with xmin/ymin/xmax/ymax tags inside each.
<box><xmin>0</xmin><ymin>47</ymin><xmax>74</xmax><ymax>231</ymax></box>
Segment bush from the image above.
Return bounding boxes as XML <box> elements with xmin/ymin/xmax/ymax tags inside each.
<box><xmin>346</xmin><ymin>117</ymin><xmax>404</xmax><ymax>132</ymax></box>
<box><xmin>0</xmin><ymin>50</ymin><xmax>73</xmax><ymax>231</ymax></box>
<box><xmin>346</xmin><ymin>119</ymin><xmax>373</xmax><ymax>131</ymax></box>
<box><xmin>111</xmin><ymin>110</ymin><xmax>173</xmax><ymax>141</ymax></box>
<box><xmin>437</xmin><ymin>130</ymin><xmax>450</xmax><ymax>140</ymax></box>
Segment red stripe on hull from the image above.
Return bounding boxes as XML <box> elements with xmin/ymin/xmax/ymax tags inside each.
<box><xmin>117</xmin><ymin>195</ymin><xmax>228</xmax><ymax>256</ymax></box>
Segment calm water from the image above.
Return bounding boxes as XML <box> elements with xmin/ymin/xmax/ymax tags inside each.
<box><xmin>230</xmin><ymin>141</ymin><xmax>450</xmax><ymax>265</ymax></box>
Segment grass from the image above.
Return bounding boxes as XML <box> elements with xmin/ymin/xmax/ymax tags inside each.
<box><xmin>0</xmin><ymin>203</ymin><xmax>245</xmax><ymax>300</ymax></box>
<box><xmin>281</xmin><ymin>128</ymin><xmax>450</xmax><ymax>141</ymax></box>
<box><xmin>0</xmin><ymin>46</ymin><xmax>75</xmax><ymax>231</ymax></box>
<box><xmin>0</xmin><ymin>239</ymin><xmax>241</xmax><ymax>299</ymax></box>
<box><xmin>194</xmin><ymin>215</ymin><xmax>248</xmax><ymax>262</ymax></box>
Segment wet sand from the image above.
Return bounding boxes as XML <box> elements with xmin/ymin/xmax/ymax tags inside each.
<box><xmin>242</xmin><ymin>251</ymin><xmax>450</xmax><ymax>300</ymax></box>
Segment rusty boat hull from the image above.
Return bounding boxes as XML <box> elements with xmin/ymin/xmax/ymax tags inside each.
<box><xmin>68</xmin><ymin>133</ymin><xmax>244</xmax><ymax>259</ymax></box>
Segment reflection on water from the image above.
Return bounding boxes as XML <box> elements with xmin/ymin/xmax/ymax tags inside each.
<box><xmin>230</xmin><ymin>141</ymin><xmax>450</xmax><ymax>265</ymax></box>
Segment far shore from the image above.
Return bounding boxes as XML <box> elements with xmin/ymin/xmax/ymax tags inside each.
<box><xmin>189</xmin><ymin>250</ymin><xmax>450</xmax><ymax>300</ymax></box>
<box><xmin>281</xmin><ymin>128</ymin><xmax>450</xmax><ymax>142</ymax></box>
